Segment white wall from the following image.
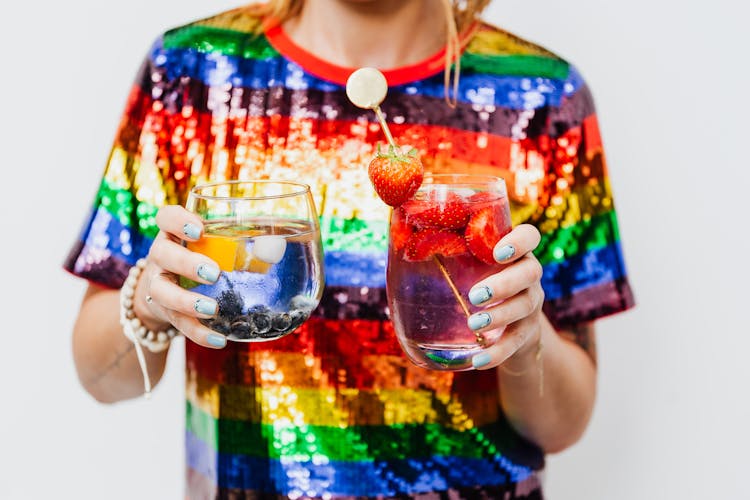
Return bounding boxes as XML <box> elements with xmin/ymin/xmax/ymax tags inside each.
<box><xmin>1</xmin><ymin>1</ymin><xmax>747</xmax><ymax>498</ymax></box>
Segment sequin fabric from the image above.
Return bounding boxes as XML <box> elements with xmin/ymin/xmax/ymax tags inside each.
<box><xmin>64</xmin><ymin>7</ymin><xmax>634</xmax><ymax>499</ymax></box>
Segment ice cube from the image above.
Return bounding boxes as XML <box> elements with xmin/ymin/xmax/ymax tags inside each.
<box><xmin>236</xmin><ymin>235</ymin><xmax>287</xmax><ymax>274</ymax></box>
<box><xmin>253</xmin><ymin>235</ymin><xmax>287</xmax><ymax>264</ymax></box>
<box><xmin>290</xmin><ymin>295</ymin><xmax>317</xmax><ymax>313</ymax></box>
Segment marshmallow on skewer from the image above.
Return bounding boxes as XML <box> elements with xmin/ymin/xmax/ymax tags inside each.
<box><xmin>346</xmin><ymin>67</ymin><xmax>397</xmax><ymax>147</ymax></box>
<box><xmin>346</xmin><ymin>67</ymin><xmax>388</xmax><ymax>109</ymax></box>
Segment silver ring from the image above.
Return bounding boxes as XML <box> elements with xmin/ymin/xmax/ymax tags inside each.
<box><xmin>145</xmin><ymin>295</ymin><xmax>153</xmax><ymax>304</ymax></box>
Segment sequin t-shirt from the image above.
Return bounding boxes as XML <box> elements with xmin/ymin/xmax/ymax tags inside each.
<box><xmin>65</xmin><ymin>8</ymin><xmax>635</xmax><ymax>499</ymax></box>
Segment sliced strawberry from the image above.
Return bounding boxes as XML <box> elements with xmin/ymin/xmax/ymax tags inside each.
<box><xmin>389</xmin><ymin>208</ymin><xmax>413</xmax><ymax>252</ymax></box>
<box><xmin>407</xmin><ymin>191</ymin><xmax>470</xmax><ymax>230</ymax></box>
<box><xmin>405</xmin><ymin>228</ymin><xmax>468</xmax><ymax>262</ymax></box>
<box><xmin>466</xmin><ymin>191</ymin><xmax>503</xmax><ymax>213</ymax></box>
<box><xmin>400</xmin><ymin>198</ymin><xmax>431</xmax><ymax>219</ymax></box>
<box><xmin>464</xmin><ymin>206</ymin><xmax>512</xmax><ymax>265</ymax></box>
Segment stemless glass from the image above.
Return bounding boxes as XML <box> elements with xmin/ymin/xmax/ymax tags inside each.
<box><xmin>387</xmin><ymin>174</ymin><xmax>513</xmax><ymax>370</ymax></box>
<box><xmin>180</xmin><ymin>180</ymin><xmax>324</xmax><ymax>342</ymax></box>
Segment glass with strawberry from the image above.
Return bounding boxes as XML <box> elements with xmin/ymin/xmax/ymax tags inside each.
<box><xmin>386</xmin><ymin>174</ymin><xmax>512</xmax><ymax>370</ymax></box>
<box><xmin>346</xmin><ymin>68</ymin><xmax>513</xmax><ymax>370</ymax></box>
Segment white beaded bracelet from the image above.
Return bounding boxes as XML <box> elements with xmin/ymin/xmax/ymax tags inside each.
<box><xmin>119</xmin><ymin>258</ymin><xmax>179</xmax><ymax>398</ymax></box>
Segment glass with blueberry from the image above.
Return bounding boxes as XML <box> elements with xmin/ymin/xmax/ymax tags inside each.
<box><xmin>180</xmin><ymin>180</ymin><xmax>324</xmax><ymax>342</ymax></box>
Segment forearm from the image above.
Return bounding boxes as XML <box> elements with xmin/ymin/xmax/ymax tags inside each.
<box><xmin>498</xmin><ymin>314</ymin><xmax>596</xmax><ymax>453</ymax></box>
<box><xmin>72</xmin><ymin>285</ymin><xmax>169</xmax><ymax>403</ymax></box>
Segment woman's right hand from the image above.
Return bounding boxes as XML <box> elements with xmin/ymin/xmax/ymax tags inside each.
<box><xmin>132</xmin><ymin>205</ymin><xmax>228</xmax><ymax>349</ymax></box>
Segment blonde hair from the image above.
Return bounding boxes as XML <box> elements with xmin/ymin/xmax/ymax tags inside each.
<box><xmin>253</xmin><ymin>0</ymin><xmax>491</xmax><ymax>106</ymax></box>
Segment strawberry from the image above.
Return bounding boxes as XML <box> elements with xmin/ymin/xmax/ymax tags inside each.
<box><xmin>407</xmin><ymin>191</ymin><xmax>470</xmax><ymax>230</ymax></box>
<box><xmin>405</xmin><ymin>228</ymin><xmax>468</xmax><ymax>262</ymax></box>
<box><xmin>466</xmin><ymin>192</ymin><xmax>503</xmax><ymax>213</ymax></box>
<box><xmin>368</xmin><ymin>146</ymin><xmax>424</xmax><ymax>207</ymax></box>
<box><xmin>389</xmin><ymin>208</ymin><xmax>413</xmax><ymax>252</ymax></box>
<box><xmin>464</xmin><ymin>206</ymin><xmax>512</xmax><ymax>265</ymax></box>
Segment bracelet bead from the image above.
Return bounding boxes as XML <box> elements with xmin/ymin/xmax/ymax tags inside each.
<box><xmin>119</xmin><ymin>258</ymin><xmax>178</xmax><ymax>354</ymax></box>
<box><xmin>118</xmin><ymin>257</ymin><xmax>179</xmax><ymax>398</ymax></box>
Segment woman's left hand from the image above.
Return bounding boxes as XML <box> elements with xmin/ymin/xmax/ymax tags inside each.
<box><xmin>466</xmin><ymin>224</ymin><xmax>545</xmax><ymax>370</ymax></box>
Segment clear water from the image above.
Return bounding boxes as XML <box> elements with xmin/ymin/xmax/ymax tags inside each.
<box><xmin>182</xmin><ymin>218</ymin><xmax>324</xmax><ymax>342</ymax></box>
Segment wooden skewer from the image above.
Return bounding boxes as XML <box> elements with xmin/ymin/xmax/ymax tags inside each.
<box><xmin>373</xmin><ymin>105</ymin><xmax>396</xmax><ymax>148</ymax></box>
<box><xmin>433</xmin><ymin>255</ymin><xmax>486</xmax><ymax>345</ymax></box>
<box><xmin>433</xmin><ymin>255</ymin><xmax>470</xmax><ymax>317</ymax></box>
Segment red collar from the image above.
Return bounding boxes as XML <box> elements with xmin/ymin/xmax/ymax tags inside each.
<box><xmin>263</xmin><ymin>17</ymin><xmax>478</xmax><ymax>86</ymax></box>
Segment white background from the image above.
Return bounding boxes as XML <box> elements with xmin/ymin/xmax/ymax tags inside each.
<box><xmin>1</xmin><ymin>0</ymin><xmax>748</xmax><ymax>498</ymax></box>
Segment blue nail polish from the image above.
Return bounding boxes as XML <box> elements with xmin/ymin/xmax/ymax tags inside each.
<box><xmin>472</xmin><ymin>352</ymin><xmax>492</xmax><ymax>369</ymax></box>
<box><xmin>197</xmin><ymin>263</ymin><xmax>220</xmax><ymax>283</ymax></box>
<box><xmin>468</xmin><ymin>313</ymin><xmax>491</xmax><ymax>331</ymax></box>
<box><xmin>468</xmin><ymin>286</ymin><xmax>492</xmax><ymax>306</ymax></box>
<box><xmin>494</xmin><ymin>244</ymin><xmax>515</xmax><ymax>262</ymax></box>
<box><xmin>183</xmin><ymin>223</ymin><xmax>201</xmax><ymax>240</ymax></box>
<box><xmin>194</xmin><ymin>299</ymin><xmax>217</xmax><ymax>316</ymax></box>
<box><xmin>207</xmin><ymin>333</ymin><xmax>227</xmax><ymax>348</ymax></box>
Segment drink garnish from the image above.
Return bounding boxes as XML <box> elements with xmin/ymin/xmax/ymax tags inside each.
<box><xmin>189</xmin><ymin>235</ymin><xmax>239</xmax><ymax>272</ymax></box>
<box><xmin>347</xmin><ymin>68</ymin><xmax>481</xmax><ymax>327</ymax></box>
<box><xmin>345</xmin><ymin>67</ymin><xmax>388</xmax><ymax>114</ymax></box>
<box><xmin>217</xmin><ymin>290</ymin><xmax>244</xmax><ymax>319</ymax></box>
<box><xmin>405</xmin><ymin>191</ymin><xmax>470</xmax><ymax>229</ymax></box>
<box><xmin>465</xmin><ymin>206</ymin><xmax>511</xmax><ymax>265</ymax></box>
<box><xmin>404</xmin><ymin>228</ymin><xmax>468</xmax><ymax>262</ymax></box>
<box><xmin>368</xmin><ymin>145</ymin><xmax>424</xmax><ymax>207</ymax></box>
<box><xmin>389</xmin><ymin>210</ymin><xmax>414</xmax><ymax>252</ymax></box>
<box><xmin>346</xmin><ymin>67</ymin><xmax>424</xmax><ymax>207</ymax></box>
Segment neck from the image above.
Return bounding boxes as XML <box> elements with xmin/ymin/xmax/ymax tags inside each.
<box><xmin>282</xmin><ymin>0</ymin><xmax>448</xmax><ymax>69</ymax></box>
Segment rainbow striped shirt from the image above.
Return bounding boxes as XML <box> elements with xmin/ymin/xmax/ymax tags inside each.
<box><xmin>65</xmin><ymin>7</ymin><xmax>634</xmax><ymax>499</ymax></box>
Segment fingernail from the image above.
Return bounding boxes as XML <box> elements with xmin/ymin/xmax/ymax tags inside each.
<box><xmin>183</xmin><ymin>223</ymin><xmax>201</xmax><ymax>240</ymax></box>
<box><xmin>207</xmin><ymin>333</ymin><xmax>227</xmax><ymax>348</ymax></box>
<box><xmin>197</xmin><ymin>263</ymin><xmax>220</xmax><ymax>283</ymax></box>
<box><xmin>468</xmin><ymin>312</ymin><xmax>491</xmax><ymax>331</ymax></box>
<box><xmin>472</xmin><ymin>352</ymin><xmax>492</xmax><ymax>369</ymax></box>
<box><xmin>194</xmin><ymin>298</ymin><xmax>217</xmax><ymax>316</ymax></box>
<box><xmin>494</xmin><ymin>244</ymin><xmax>515</xmax><ymax>262</ymax></box>
<box><xmin>468</xmin><ymin>286</ymin><xmax>492</xmax><ymax>306</ymax></box>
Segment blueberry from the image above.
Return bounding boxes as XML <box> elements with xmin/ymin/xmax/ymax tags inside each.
<box><xmin>230</xmin><ymin>320</ymin><xmax>253</xmax><ymax>339</ymax></box>
<box><xmin>251</xmin><ymin>313</ymin><xmax>272</xmax><ymax>334</ymax></box>
<box><xmin>272</xmin><ymin>313</ymin><xmax>292</xmax><ymax>332</ymax></box>
<box><xmin>217</xmin><ymin>290</ymin><xmax>244</xmax><ymax>319</ymax></box>
<box><xmin>248</xmin><ymin>304</ymin><xmax>270</xmax><ymax>314</ymax></box>
<box><xmin>206</xmin><ymin>318</ymin><xmax>231</xmax><ymax>334</ymax></box>
<box><xmin>289</xmin><ymin>310</ymin><xmax>309</xmax><ymax>330</ymax></box>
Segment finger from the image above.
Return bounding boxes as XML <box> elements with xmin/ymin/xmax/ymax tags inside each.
<box><xmin>155</xmin><ymin>205</ymin><xmax>205</xmax><ymax>242</ymax></box>
<box><xmin>467</xmin><ymin>285</ymin><xmax>544</xmax><ymax>333</ymax></box>
<box><xmin>148</xmin><ymin>237</ymin><xmax>221</xmax><ymax>285</ymax></box>
<box><xmin>166</xmin><ymin>311</ymin><xmax>228</xmax><ymax>349</ymax></box>
<box><xmin>149</xmin><ymin>274</ymin><xmax>219</xmax><ymax>320</ymax></box>
<box><xmin>491</xmin><ymin>224</ymin><xmax>541</xmax><ymax>264</ymax></box>
<box><xmin>471</xmin><ymin>315</ymin><xmax>540</xmax><ymax>370</ymax></box>
<box><xmin>467</xmin><ymin>254</ymin><xmax>543</xmax><ymax>305</ymax></box>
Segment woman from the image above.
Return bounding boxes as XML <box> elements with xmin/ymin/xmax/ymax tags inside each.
<box><xmin>66</xmin><ymin>0</ymin><xmax>635</xmax><ymax>498</ymax></box>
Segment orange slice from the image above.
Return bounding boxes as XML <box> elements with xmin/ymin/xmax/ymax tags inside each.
<box><xmin>187</xmin><ymin>235</ymin><xmax>239</xmax><ymax>272</ymax></box>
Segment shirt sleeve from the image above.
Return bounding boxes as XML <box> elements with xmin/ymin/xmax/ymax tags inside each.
<box><xmin>63</xmin><ymin>36</ymin><xmax>177</xmax><ymax>289</ymax></box>
<box><xmin>530</xmin><ymin>66</ymin><xmax>635</xmax><ymax>328</ymax></box>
